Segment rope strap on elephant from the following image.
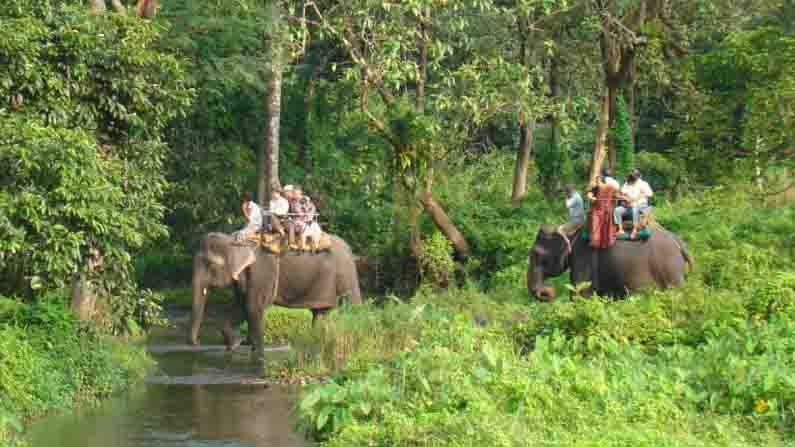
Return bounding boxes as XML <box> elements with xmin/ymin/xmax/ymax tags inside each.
<box><xmin>270</xmin><ymin>254</ymin><xmax>280</xmax><ymax>304</ymax></box>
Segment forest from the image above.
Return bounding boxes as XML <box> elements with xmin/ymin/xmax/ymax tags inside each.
<box><xmin>1</xmin><ymin>0</ymin><xmax>794</xmax><ymax>445</ymax></box>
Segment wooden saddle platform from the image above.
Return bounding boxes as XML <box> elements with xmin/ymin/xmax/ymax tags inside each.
<box><xmin>577</xmin><ymin>210</ymin><xmax>658</xmax><ymax>243</ymax></box>
<box><xmin>244</xmin><ymin>231</ymin><xmax>333</xmax><ymax>255</ymax></box>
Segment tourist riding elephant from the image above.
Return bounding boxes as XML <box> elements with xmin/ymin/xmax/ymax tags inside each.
<box><xmin>188</xmin><ymin>232</ymin><xmax>362</xmax><ymax>356</ymax></box>
<box><xmin>528</xmin><ymin>225</ymin><xmax>692</xmax><ymax>300</ymax></box>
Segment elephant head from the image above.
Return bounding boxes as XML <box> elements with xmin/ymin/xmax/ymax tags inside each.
<box><xmin>527</xmin><ymin>226</ymin><xmax>570</xmax><ymax>301</ymax></box>
<box><xmin>188</xmin><ymin>233</ymin><xmax>257</xmax><ymax>345</ymax></box>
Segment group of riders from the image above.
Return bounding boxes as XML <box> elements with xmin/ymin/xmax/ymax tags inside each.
<box><xmin>238</xmin><ymin>184</ymin><xmax>322</xmax><ymax>250</ymax></box>
<box><xmin>563</xmin><ymin>167</ymin><xmax>654</xmax><ymax>249</ymax></box>
<box><xmin>235</xmin><ymin>168</ymin><xmax>652</xmax><ymax>253</ymax></box>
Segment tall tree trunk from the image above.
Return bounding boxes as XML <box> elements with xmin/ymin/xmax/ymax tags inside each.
<box><xmin>550</xmin><ymin>54</ymin><xmax>563</xmax><ymax>191</ymax></box>
<box><xmin>511</xmin><ymin>120</ymin><xmax>535</xmax><ymax>205</ymax></box>
<box><xmin>607</xmin><ymin>82</ymin><xmax>618</xmax><ymax>172</ymax></box>
<box><xmin>590</xmin><ymin>90</ymin><xmax>611</xmax><ymax>184</ymax></box>
<box><xmin>70</xmin><ymin>246</ymin><xmax>103</xmax><ymax>321</ymax></box>
<box><xmin>625</xmin><ymin>77</ymin><xmax>636</xmax><ymax>147</ymax></box>
<box><xmin>71</xmin><ymin>273</ymin><xmax>97</xmax><ymax>320</ymax></box>
<box><xmin>511</xmin><ymin>17</ymin><xmax>533</xmax><ymax>205</ymax></box>
<box><xmin>257</xmin><ymin>1</ymin><xmax>283</xmax><ymax>204</ymax></box>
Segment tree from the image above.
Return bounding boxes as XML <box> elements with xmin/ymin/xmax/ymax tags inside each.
<box><xmin>304</xmin><ymin>0</ymin><xmax>564</xmax><ymax>256</ymax></box>
<box><xmin>673</xmin><ymin>22</ymin><xmax>795</xmax><ymax>187</ymax></box>
<box><xmin>0</xmin><ymin>3</ymin><xmax>191</xmax><ymax>326</ymax></box>
<box><xmin>257</xmin><ymin>0</ymin><xmax>285</xmax><ymax>203</ymax></box>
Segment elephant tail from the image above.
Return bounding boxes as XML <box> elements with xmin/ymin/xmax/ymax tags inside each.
<box><xmin>674</xmin><ymin>237</ymin><xmax>694</xmax><ymax>274</ymax></box>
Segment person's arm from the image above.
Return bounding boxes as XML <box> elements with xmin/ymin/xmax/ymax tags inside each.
<box><xmin>643</xmin><ymin>181</ymin><xmax>653</xmax><ymax>198</ymax></box>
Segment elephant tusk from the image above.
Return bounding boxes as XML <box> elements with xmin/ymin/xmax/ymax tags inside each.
<box><xmin>203</xmin><ymin>288</ymin><xmax>207</xmax><ymax>296</ymax></box>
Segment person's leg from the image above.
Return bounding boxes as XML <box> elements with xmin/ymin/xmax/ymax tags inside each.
<box><xmin>637</xmin><ymin>206</ymin><xmax>651</xmax><ymax>230</ymax></box>
<box><xmin>271</xmin><ymin>216</ymin><xmax>284</xmax><ymax>236</ymax></box>
<box><xmin>630</xmin><ymin>207</ymin><xmax>640</xmax><ymax>239</ymax></box>
<box><xmin>614</xmin><ymin>206</ymin><xmax>627</xmax><ymax>234</ymax></box>
<box><xmin>288</xmin><ymin>221</ymin><xmax>296</xmax><ymax>248</ymax></box>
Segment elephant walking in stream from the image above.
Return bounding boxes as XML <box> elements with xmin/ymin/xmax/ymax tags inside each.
<box><xmin>528</xmin><ymin>225</ymin><xmax>692</xmax><ymax>300</ymax></box>
<box><xmin>188</xmin><ymin>232</ymin><xmax>362</xmax><ymax>357</ymax></box>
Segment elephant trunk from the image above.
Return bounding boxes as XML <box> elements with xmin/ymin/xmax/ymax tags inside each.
<box><xmin>188</xmin><ymin>266</ymin><xmax>207</xmax><ymax>345</ymax></box>
<box><xmin>528</xmin><ymin>254</ymin><xmax>554</xmax><ymax>301</ymax></box>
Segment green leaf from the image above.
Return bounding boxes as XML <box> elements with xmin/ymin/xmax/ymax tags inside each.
<box><xmin>300</xmin><ymin>388</ymin><xmax>322</xmax><ymax>412</ymax></box>
<box><xmin>316</xmin><ymin>405</ymin><xmax>333</xmax><ymax>431</ymax></box>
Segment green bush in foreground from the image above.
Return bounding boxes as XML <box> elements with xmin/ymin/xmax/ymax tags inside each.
<box><xmin>0</xmin><ymin>296</ymin><xmax>152</xmax><ymax>445</ymax></box>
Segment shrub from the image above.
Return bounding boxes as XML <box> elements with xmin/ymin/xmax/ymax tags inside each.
<box><xmin>0</xmin><ymin>295</ymin><xmax>152</xmax><ymax>445</ymax></box>
<box><xmin>417</xmin><ymin>232</ymin><xmax>456</xmax><ymax>288</ymax></box>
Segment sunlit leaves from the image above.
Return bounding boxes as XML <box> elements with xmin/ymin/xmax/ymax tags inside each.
<box><xmin>0</xmin><ymin>4</ymin><xmax>191</xmax><ymax>297</ymax></box>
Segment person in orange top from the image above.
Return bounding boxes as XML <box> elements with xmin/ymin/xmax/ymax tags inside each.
<box><xmin>587</xmin><ymin>169</ymin><xmax>619</xmax><ymax>249</ymax></box>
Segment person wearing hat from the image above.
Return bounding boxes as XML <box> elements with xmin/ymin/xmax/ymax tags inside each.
<box><xmin>285</xmin><ymin>185</ymin><xmax>318</xmax><ymax>250</ymax></box>
<box><xmin>614</xmin><ymin>168</ymin><xmax>653</xmax><ymax>239</ymax></box>
<box><xmin>268</xmin><ymin>187</ymin><xmax>289</xmax><ymax>235</ymax></box>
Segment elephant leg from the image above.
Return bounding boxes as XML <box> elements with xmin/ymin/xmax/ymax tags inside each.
<box><xmin>245</xmin><ymin>292</ymin><xmax>266</xmax><ymax>359</ymax></box>
<box><xmin>221</xmin><ymin>286</ymin><xmax>247</xmax><ymax>351</ymax></box>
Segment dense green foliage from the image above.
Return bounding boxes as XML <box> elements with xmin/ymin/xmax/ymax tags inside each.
<box><xmin>1</xmin><ymin>0</ymin><xmax>794</xmax><ymax>445</ymax></box>
<box><xmin>611</xmin><ymin>95</ymin><xmax>634</xmax><ymax>177</ymax></box>
<box><xmin>0</xmin><ymin>2</ymin><xmax>192</xmax><ymax>328</ymax></box>
<box><xmin>0</xmin><ymin>294</ymin><xmax>152</xmax><ymax>445</ymax></box>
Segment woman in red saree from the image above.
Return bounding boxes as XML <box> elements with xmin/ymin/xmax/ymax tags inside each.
<box><xmin>588</xmin><ymin>177</ymin><xmax>618</xmax><ymax>249</ymax></box>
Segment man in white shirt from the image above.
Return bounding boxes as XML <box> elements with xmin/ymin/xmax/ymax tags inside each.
<box><xmin>613</xmin><ymin>169</ymin><xmax>653</xmax><ymax>239</ymax></box>
<box><xmin>237</xmin><ymin>193</ymin><xmax>262</xmax><ymax>241</ymax></box>
<box><xmin>268</xmin><ymin>188</ymin><xmax>289</xmax><ymax>235</ymax></box>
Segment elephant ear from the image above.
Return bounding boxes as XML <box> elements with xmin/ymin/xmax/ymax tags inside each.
<box><xmin>227</xmin><ymin>245</ymin><xmax>257</xmax><ymax>281</ymax></box>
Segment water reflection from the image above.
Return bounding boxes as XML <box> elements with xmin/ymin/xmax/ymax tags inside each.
<box><xmin>26</xmin><ymin>317</ymin><xmax>305</xmax><ymax>447</ymax></box>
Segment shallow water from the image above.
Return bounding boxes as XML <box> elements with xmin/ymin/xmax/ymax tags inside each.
<box><xmin>26</xmin><ymin>310</ymin><xmax>306</xmax><ymax>447</ymax></box>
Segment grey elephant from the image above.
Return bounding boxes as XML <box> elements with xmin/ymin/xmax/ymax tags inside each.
<box><xmin>188</xmin><ymin>232</ymin><xmax>362</xmax><ymax>356</ymax></box>
<box><xmin>528</xmin><ymin>225</ymin><xmax>692</xmax><ymax>300</ymax></box>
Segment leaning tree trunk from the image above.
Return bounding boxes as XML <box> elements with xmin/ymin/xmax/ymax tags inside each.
<box><xmin>257</xmin><ymin>1</ymin><xmax>283</xmax><ymax>203</ymax></box>
<box><xmin>590</xmin><ymin>90</ymin><xmax>611</xmax><ymax>184</ymax></box>
<box><xmin>419</xmin><ymin>183</ymin><xmax>471</xmax><ymax>259</ymax></box>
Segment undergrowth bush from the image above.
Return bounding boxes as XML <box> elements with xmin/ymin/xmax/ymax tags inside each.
<box><xmin>0</xmin><ymin>296</ymin><xmax>152</xmax><ymax>445</ymax></box>
<box><xmin>286</xmin><ymin>185</ymin><xmax>795</xmax><ymax>446</ymax></box>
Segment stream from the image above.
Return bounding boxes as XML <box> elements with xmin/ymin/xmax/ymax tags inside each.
<box><xmin>26</xmin><ymin>308</ymin><xmax>306</xmax><ymax>447</ymax></box>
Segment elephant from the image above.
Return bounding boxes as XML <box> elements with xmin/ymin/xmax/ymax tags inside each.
<box><xmin>188</xmin><ymin>232</ymin><xmax>362</xmax><ymax>356</ymax></box>
<box><xmin>528</xmin><ymin>225</ymin><xmax>692</xmax><ymax>300</ymax></box>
